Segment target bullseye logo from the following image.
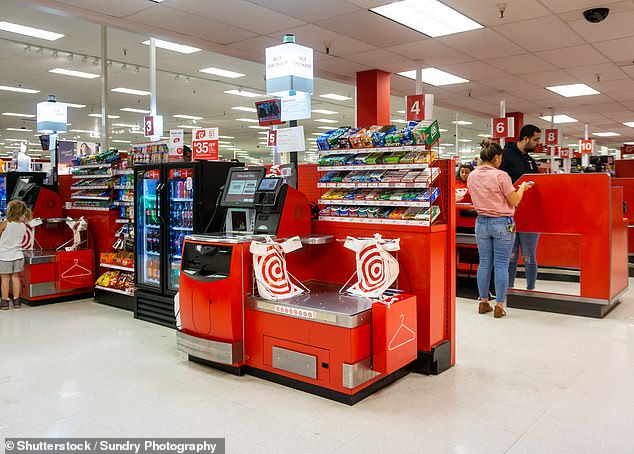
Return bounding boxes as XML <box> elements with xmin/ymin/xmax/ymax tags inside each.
<box><xmin>257</xmin><ymin>246</ymin><xmax>291</xmax><ymax>295</ymax></box>
<box><xmin>358</xmin><ymin>245</ymin><xmax>386</xmax><ymax>292</ymax></box>
<box><xmin>22</xmin><ymin>225</ymin><xmax>33</xmax><ymax>249</ymax></box>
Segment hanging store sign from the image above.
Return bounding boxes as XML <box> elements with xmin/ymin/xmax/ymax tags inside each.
<box><xmin>580</xmin><ymin>139</ymin><xmax>595</xmax><ymax>154</ymax></box>
<box><xmin>192</xmin><ymin>128</ymin><xmax>219</xmax><ymax>160</ymax></box>
<box><xmin>491</xmin><ymin>117</ymin><xmax>514</xmax><ymax>139</ymax></box>
<box><xmin>266</xmin><ymin>126</ymin><xmax>305</xmax><ymax>153</ymax></box>
<box><xmin>281</xmin><ymin>92</ymin><xmax>311</xmax><ymax>121</ymax></box>
<box><xmin>621</xmin><ymin>144</ymin><xmax>634</xmax><ymax>155</ymax></box>
<box><xmin>560</xmin><ymin>147</ymin><xmax>571</xmax><ymax>158</ymax></box>
<box><xmin>265</xmin><ymin>43</ymin><xmax>313</xmax><ymax>95</ymax></box>
<box><xmin>144</xmin><ymin>115</ymin><xmax>163</xmax><ymax>138</ymax></box>
<box><xmin>544</xmin><ymin>129</ymin><xmax>559</xmax><ymax>145</ymax></box>
<box><xmin>169</xmin><ymin>129</ymin><xmax>184</xmax><ymax>159</ymax></box>
<box><xmin>406</xmin><ymin>94</ymin><xmax>434</xmax><ymax>122</ymax></box>
<box><xmin>37</xmin><ymin>101</ymin><xmax>67</xmax><ymax>133</ymax></box>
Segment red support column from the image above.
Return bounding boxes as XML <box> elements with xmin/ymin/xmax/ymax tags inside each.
<box><xmin>356</xmin><ymin>70</ymin><xmax>391</xmax><ymax>128</ymax></box>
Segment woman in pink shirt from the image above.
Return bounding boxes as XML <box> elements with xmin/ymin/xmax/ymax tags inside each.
<box><xmin>467</xmin><ymin>141</ymin><xmax>533</xmax><ymax>318</ymax></box>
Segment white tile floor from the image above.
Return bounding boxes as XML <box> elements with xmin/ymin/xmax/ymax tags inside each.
<box><xmin>1</xmin><ymin>282</ymin><xmax>634</xmax><ymax>454</ymax></box>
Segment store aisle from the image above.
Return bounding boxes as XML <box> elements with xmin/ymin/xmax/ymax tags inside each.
<box><xmin>1</xmin><ymin>284</ymin><xmax>634</xmax><ymax>454</ymax></box>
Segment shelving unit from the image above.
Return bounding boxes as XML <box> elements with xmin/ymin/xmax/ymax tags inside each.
<box><xmin>70</xmin><ymin>163</ymin><xmax>116</xmax><ymax>211</ymax></box>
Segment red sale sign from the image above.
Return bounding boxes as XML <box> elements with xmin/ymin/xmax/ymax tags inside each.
<box><xmin>192</xmin><ymin>128</ymin><xmax>219</xmax><ymax>160</ymax></box>
<box><xmin>491</xmin><ymin>117</ymin><xmax>515</xmax><ymax>139</ymax></box>
<box><xmin>580</xmin><ymin>139</ymin><xmax>594</xmax><ymax>154</ymax></box>
<box><xmin>406</xmin><ymin>94</ymin><xmax>434</xmax><ymax>121</ymax></box>
<box><xmin>144</xmin><ymin>116</ymin><xmax>154</xmax><ymax>137</ymax></box>
<box><xmin>544</xmin><ymin>129</ymin><xmax>559</xmax><ymax>145</ymax></box>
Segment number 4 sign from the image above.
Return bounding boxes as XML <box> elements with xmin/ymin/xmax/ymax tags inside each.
<box><xmin>406</xmin><ymin>94</ymin><xmax>434</xmax><ymax>121</ymax></box>
<box><xmin>491</xmin><ymin>117</ymin><xmax>515</xmax><ymax>139</ymax></box>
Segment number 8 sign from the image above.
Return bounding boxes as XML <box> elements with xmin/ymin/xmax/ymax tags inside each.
<box><xmin>545</xmin><ymin>129</ymin><xmax>559</xmax><ymax>145</ymax></box>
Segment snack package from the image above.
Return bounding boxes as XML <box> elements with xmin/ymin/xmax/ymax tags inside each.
<box><xmin>357</xmin><ymin>207</ymin><xmax>369</xmax><ymax>217</ymax></box>
<box><xmin>384</xmin><ymin>151</ymin><xmax>406</xmax><ymax>163</ymax></box>
<box><xmin>400</xmin><ymin>151</ymin><xmax>420</xmax><ymax>164</ymax></box>
<box><xmin>327</xmin><ymin>128</ymin><xmax>351</xmax><ymax>149</ymax></box>
<box><xmin>317</xmin><ymin>131</ymin><xmax>336</xmax><ymax>150</ymax></box>
<box><xmin>403</xmin><ymin>207</ymin><xmax>420</xmax><ymax>220</ymax></box>
<box><xmin>388</xmin><ymin>207</ymin><xmax>408</xmax><ymax>219</ymax></box>
<box><xmin>349</xmin><ymin>129</ymin><xmax>367</xmax><ymax>148</ymax></box>
<box><xmin>338</xmin><ymin>128</ymin><xmax>359</xmax><ymax>149</ymax></box>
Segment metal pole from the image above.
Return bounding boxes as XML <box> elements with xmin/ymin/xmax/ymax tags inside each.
<box><xmin>415</xmin><ymin>61</ymin><xmax>422</xmax><ymax>95</ymax></box>
<box><xmin>499</xmin><ymin>93</ymin><xmax>506</xmax><ymax>148</ymax></box>
<box><xmin>582</xmin><ymin>123</ymin><xmax>590</xmax><ymax>168</ymax></box>
<box><xmin>100</xmin><ymin>26</ymin><xmax>109</xmax><ymax>150</ymax></box>
<box><xmin>550</xmin><ymin>107</ymin><xmax>557</xmax><ymax>173</ymax></box>
<box><xmin>455</xmin><ymin>112</ymin><xmax>459</xmax><ymax>159</ymax></box>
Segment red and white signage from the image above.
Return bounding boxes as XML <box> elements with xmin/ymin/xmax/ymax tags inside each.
<box><xmin>580</xmin><ymin>139</ymin><xmax>595</xmax><ymax>154</ymax></box>
<box><xmin>192</xmin><ymin>128</ymin><xmax>219</xmax><ymax>160</ymax></box>
<box><xmin>544</xmin><ymin>129</ymin><xmax>559</xmax><ymax>146</ymax></box>
<box><xmin>266</xmin><ymin>126</ymin><xmax>305</xmax><ymax>153</ymax></box>
<box><xmin>621</xmin><ymin>144</ymin><xmax>634</xmax><ymax>155</ymax></box>
<box><xmin>406</xmin><ymin>94</ymin><xmax>434</xmax><ymax>122</ymax></box>
<box><xmin>560</xmin><ymin>147</ymin><xmax>571</xmax><ymax>158</ymax></box>
<box><xmin>267</xmin><ymin>130</ymin><xmax>278</xmax><ymax>147</ymax></box>
<box><xmin>169</xmin><ymin>129</ymin><xmax>184</xmax><ymax>159</ymax></box>
<box><xmin>144</xmin><ymin>116</ymin><xmax>154</xmax><ymax>137</ymax></box>
<box><xmin>491</xmin><ymin>117</ymin><xmax>515</xmax><ymax>139</ymax></box>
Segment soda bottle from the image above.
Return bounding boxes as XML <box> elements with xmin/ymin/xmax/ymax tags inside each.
<box><xmin>145</xmin><ymin>201</ymin><xmax>151</xmax><ymax>225</ymax></box>
<box><xmin>177</xmin><ymin>180</ymin><xmax>185</xmax><ymax>199</ymax></box>
<box><xmin>188</xmin><ymin>202</ymin><xmax>193</xmax><ymax>228</ymax></box>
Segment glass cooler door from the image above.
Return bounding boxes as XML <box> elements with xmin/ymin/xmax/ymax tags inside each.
<box><xmin>136</xmin><ymin>168</ymin><xmax>162</xmax><ymax>289</ymax></box>
<box><xmin>167</xmin><ymin>166</ymin><xmax>194</xmax><ymax>292</ymax></box>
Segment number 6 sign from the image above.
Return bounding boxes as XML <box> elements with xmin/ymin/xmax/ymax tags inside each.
<box><xmin>491</xmin><ymin>117</ymin><xmax>515</xmax><ymax>139</ymax></box>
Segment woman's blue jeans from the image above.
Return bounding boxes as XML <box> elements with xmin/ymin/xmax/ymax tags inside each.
<box><xmin>475</xmin><ymin>216</ymin><xmax>516</xmax><ymax>304</ymax></box>
<box><xmin>508</xmin><ymin>232</ymin><xmax>540</xmax><ymax>290</ymax></box>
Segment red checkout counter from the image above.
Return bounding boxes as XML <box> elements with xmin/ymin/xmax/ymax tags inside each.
<box><xmin>9</xmin><ymin>176</ymin><xmax>95</xmax><ymax>305</ymax></box>
<box><xmin>176</xmin><ymin>167</ymin><xmax>420</xmax><ymax>404</ymax></box>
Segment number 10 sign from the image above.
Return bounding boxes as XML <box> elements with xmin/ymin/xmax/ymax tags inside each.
<box><xmin>192</xmin><ymin>128</ymin><xmax>219</xmax><ymax>160</ymax></box>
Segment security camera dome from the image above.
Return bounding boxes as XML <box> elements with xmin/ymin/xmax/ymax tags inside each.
<box><xmin>583</xmin><ymin>7</ymin><xmax>610</xmax><ymax>23</ymax></box>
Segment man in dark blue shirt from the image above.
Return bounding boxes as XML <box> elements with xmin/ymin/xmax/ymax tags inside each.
<box><xmin>500</xmin><ymin>124</ymin><xmax>541</xmax><ymax>290</ymax></box>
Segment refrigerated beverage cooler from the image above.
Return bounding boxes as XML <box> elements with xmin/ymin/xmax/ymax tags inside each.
<box><xmin>134</xmin><ymin>161</ymin><xmax>239</xmax><ymax>327</ymax></box>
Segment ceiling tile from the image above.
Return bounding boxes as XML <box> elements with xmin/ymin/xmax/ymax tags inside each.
<box><xmin>439</xmin><ymin>28</ymin><xmax>526</xmax><ymax>60</ymax></box>
<box><xmin>519</xmin><ymin>68</ymin><xmax>584</xmax><ymax>86</ymax></box>
<box><xmin>536</xmin><ymin>45</ymin><xmax>609</xmax><ymax>68</ymax></box>
<box><xmin>315</xmin><ymin>9</ymin><xmax>428</xmax><ymax>48</ymax></box>
<box><xmin>442</xmin><ymin>61</ymin><xmax>511</xmax><ymax>81</ymax></box>
<box><xmin>478</xmin><ymin>76</ymin><xmax>539</xmax><ymax>92</ymax></box>
<box><xmin>344</xmin><ymin>49</ymin><xmax>416</xmax><ymax>74</ymax></box>
<box><xmin>46</xmin><ymin>0</ymin><xmax>151</xmax><ymax>18</ymax></box>
<box><xmin>545</xmin><ymin>0</ymin><xmax>628</xmax><ymax>13</ymax></box>
<box><xmin>442</xmin><ymin>0</ymin><xmax>552</xmax><ymax>26</ymax></box>
<box><xmin>385</xmin><ymin>40</ymin><xmax>474</xmax><ymax>66</ymax></box>
<box><xmin>493</xmin><ymin>15</ymin><xmax>584</xmax><ymax>52</ymax></box>
<box><xmin>248</xmin><ymin>0</ymin><xmax>361</xmax><ymax>22</ymax></box>
<box><xmin>594</xmin><ymin>36</ymin><xmax>634</xmax><ymax>61</ymax></box>
<box><xmin>269</xmin><ymin>23</ymin><xmax>376</xmax><ymax>57</ymax></box>
<box><xmin>565</xmin><ymin>63</ymin><xmax>628</xmax><ymax>85</ymax></box>
<box><xmin>567</xmin><ymin>10</ymin><xmax>634</xmax><ymax>43</ymax></box>
<box><xmin>485</xmin><ymin>53</ymin><xmax>557</xmax><ymax>75</ymax></box>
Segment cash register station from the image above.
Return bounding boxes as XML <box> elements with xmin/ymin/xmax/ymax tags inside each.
<box><xmin>176</xmin><ymin>167</ymin><xmax>417</xmax><ymax>404</ymax></box>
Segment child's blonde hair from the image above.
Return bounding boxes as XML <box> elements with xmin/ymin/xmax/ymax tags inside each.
<box><xmin>6</xmin><ymin>200</ymin><xmax>27</xmax><ymax>222</ymax></box>
<box><xmin>23</xmin><ymin>208</ymin><xmax>33</xmax><ymax>223</ymax></box>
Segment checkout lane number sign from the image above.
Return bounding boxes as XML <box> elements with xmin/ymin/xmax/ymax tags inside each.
<box><xmin>193</xmin><ymin>128</ymin><xmax>219</xmax><ymax>160</ymax></box>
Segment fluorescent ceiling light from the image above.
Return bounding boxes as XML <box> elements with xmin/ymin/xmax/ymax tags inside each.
<box><xmin>312</xmin><ymin>133</ymin><xmax>324</xmax><ymax>136</ymax></box>
<box><xmin>392</xmin><ymin>119</ymin><xmax>408</xmax><ymax>124</ymax></box>
<box><xmin>319</xmin><ymin>93</ymin><xmax>352</xmax><ymax>101</ymax></box>
<box><xmin>317</xmin><ymin>126</ymin><xmax>335</xmax><ymax>130</ymax></box>
<box><xmin>177</xmin><ymin>125</ymin><xmax>199</xmax><ymax>129</ymax></box>
<box><xmin>199</xmin><ymin>67</ymin><xmax>245</xmax><ymax>78</ymax></box>
<box><xmin>61</xmin><ymin>103</ymin><xmax>85</xmax><ymax>109</ymax></box>
<box><xmin>88</xmin><ymin>113</ymin><xmax>120</xmax><ymax>119</ymax></box>
<box><xmin>0</xmin><ymin>85</ymin><xmax>39</xmax><ymax>94</ymax></box>
<box><xmin>232</xmin><ymin>106</ymin><xmax>257</xmax><ymax>113</ymax></box>
<box><xmin>111</xmin><ymin>123</ymin><xmax>138</xmax><ymax>128</ymax></box>
<box><xmin>624</xmin><ymin>141</ymin><xmax>634</xmax><ymax>145</ymax></box>
<box><xmin>112</xmin><ymin>140</ymin><xmax>132</xmax><ymax>143</ymax></box>
<box><xmin>224</xmin><ymin>89</ymin><xmax>261</xmax><ymax>98</ymax></box>
<box><xmin>546</xmin><ymin>83</ymin><xmax>600</xmax><ymax>97</ymax></box>
<box><xmin>315</xmin><ymin>119</ymin><xmax>338</xmax><ymax>123</ymax></box>
<box><xmin>623</xmin><ymin>122</ymin><xmax>634</xmax><ymax>128</ymax></box>
<box><xmin>2</xmin><ymin>112</ymin><xmax>35</xmax><ymax>118</ymax></box>
<box><xmin>478</xmin><ymin>133</ymin><xmax>492</xmax><ymax>138</ymax></box>
<box><xmin>218</xmin><ymin>135</ymin><xmax>235</xmax><ymax>139</ymax></box>
<box><xmin>397</xmin><ymin>110</ymin><xmax>405</xmax><ymax>114</ymax></box>
<box><xmin>593</xmin><ymin>132</ymin><xmax>620</xmax><ymax>137</ymax></box>
<box><xmin>49</xmin><ymin>68</ymin><xmax>99</xmax><ymax>79</ymax></box>
<box><xmin>458</xmin><ymin>139</ymin><xmax>472</xmax><ymax>143</ymax></box>
<box><xmin>248</xmin><ymin>126</ymin><xmax>270</xmax><ymax>129</ymax></box>
<box><xmin>451</xmin><ymin>120</ymin><xmax>472</xmax><ymax>125</ymax></box>
<box><xmin>257</xmin><ymin>131</ymin><xmax>269</xmax><ymax>135</ymax></box>
<box><xmin>237</xmin><ymin>118</ymin><xmax>259</xmax><ymax>123</ymax></box>
<box><xmin>218</xmin><ymin>141</ymin><xmax>232</xmax><ymax>145</ymax></box>
<box><xmin>142</xmin><ymin>39</ymin><xmax>200</xmax><ymax>54</ymax></box>
<box><xmin>311</xmin><ymin>109</ymin><xmax>338</xmax><ymax>115</ymax></box>
<box><xmin>0</xmin><ymin>21</ymin><xmax>64</xmax><ymax>41</ymax></box>
<box><xmin>439</xmin><ymin>128</ymin><xmax>448</xmax><ymax>132</ymax></box>
<box><xmin>121</xmin><ymin>107</ymin><xmax>150</xmax><ymax>114</ymax></box>
<box><xmin>6</xmin><ymin>128</ymin><xmax>33</xmax><ymax>132</ymax></box>
<box><xmin>70</xmin><ymin>129</ymin><xmax>98</xmax><ymax>133</ymax></box>
<box><xmin>111</xmin><ymin>87</ymin><xmax>151</xmax><ymax>96</ymax></box>
<box><xmin>539</xmin><ymin>114</ymin><xmax>578</xmax><ymax>124</ymax></box>
<box><xmin>399</xmin><ymin>68</ymin><xmax>469</xmax><ymax>86</ymax></box>
<box><xmin>371</xmin><ymin>0</ymin><xmax>482</xmax><ymax>37</ymax></box>
<box><xmin>173</xmin><ymin>114</ymin><xmax>203</xmax><ymax>120</ymax></box>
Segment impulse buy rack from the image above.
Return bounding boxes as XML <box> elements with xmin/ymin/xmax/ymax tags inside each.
<box><xmin>175</xmin><ymin>151</ymin><xmax>456</xmax><ymax>404</ymax></box>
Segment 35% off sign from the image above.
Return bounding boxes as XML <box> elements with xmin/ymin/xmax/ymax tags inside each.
<box><xmin>192</xmin><ymin>128</ymin><xmax>219</xmax><ymax>160</ymax></box>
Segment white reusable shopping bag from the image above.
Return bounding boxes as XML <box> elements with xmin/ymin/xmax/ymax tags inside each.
<box><xmin>22</xmin><ymin>218</ymin><xmax>42</xmax><ymax>250</ymax></box>
<box><xmin>343</xmin><ymin>233</ymin><xmax>400</xmax><ymax>299</ymax></box>
<box><xmin>250</xmin><ymin>236</ymin><xmax>306</xmax><ymax>300</ymax></box>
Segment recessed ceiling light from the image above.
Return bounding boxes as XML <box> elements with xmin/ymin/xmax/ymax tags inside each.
<box><xmin>593</xmin><ymin>132</ymin><xmax>620</xmax><ymax>137</ymax></box>
<box><xmin>224</xmin><ymin>89</ymin><xmax>261</xmax><ymax>98</ymax></box>
<box><xmin>111</xmin><ymin>123</ymin><xmax>138</xmax><ymax>128</ymax></box>
<box><xmin>111</xmin><ymin>139</ymin><xmax>132</xmax><ymax>143</ymax></box>
<box><xmin>88</xmin><ymin>113</ymin><xmax>120</xmax><ymax>119</ymax></box>
<box><xmin>232</xmin><ymin>106</ymin><xmax>257</xmax><ymax>113</ymax></box>
<box><xmin>397</xmin><ymin>110</ymin><xmax>405</xmax><ymax>114</ymax></box>
<box><xmin>439</xmin><ymin>128</ymin><xmax>449</xmax><ymax>132</ymax></box>
<box><xmin>49</xmin><ymin>68</ymin><xmax>99</xmax><ymax>79</ymax></box>
<box><xmin>121</xmin><ymin>107</ymin><xmax>150</xmax><ymax>114</ymax></box>
<box><xmin>451</xmin><ymin>120</ymin><xmax>472</xmax><ymax>125</ymax></box>
<box><xmin>111</xmin><ymin>87</ymin><xmax>151</xmax><ymax>96</ymax></box>
<box><xmin>199</xmin><ymin>67</ymin><xmax>245</xmax><ymax>78</ymax></box>
<box><xmin>315</xmin><ymin>119</ymin><xmax>338</xmax><ymax>123</ymax></box>
<box><xmin>218</xmin><ymin>135</ymin><xmax>235</xmax><ymax>139</ymax></box>
<box><xmin>237</xmin><ymin>118</ymin><xmax>259</xmax><ymax>123</ymax></box>
<box><xmin>2</xmin><ymin>112</ymin><xmax>35</xmax><ymax>118</ymax></box>
<box><xmin>248</xmin><ymin>126</ymin><xmax>270</xmax><ymax>129</ymax></box>
<box><xmin>311</xmin><ymin>133</ymin><xmax>324</xmax><ymax>136</ymax></box>
<box><xmin>141</xmin><ymin>39</ymin><xmax>200</xmax><ymax>54</ymax></box>
<box><xmin>173</xmin><ymin>114</ymin><xmax>203</xmax><ymax>120</ymax></box>
<box><xmin>398</xmin><ymin>68</ymin><xmax>469</xmax><ymax>86</ymax></box>
<box><xmin>177</xmin><ymin>125</ymin><xmax>199</xmax><ymax>129</ymax></box>
<box><xmin>0</xmin><ymin>21</ymin><xmax>64</xmax><ymax>41</ymax></box>
<box><xmin>317</xmin><ymin>126</ymin><xmax>335</xmax><ymax>130</ymax></box>
<box><xmin>458</xmin><ymin>139</ymin><xmax>472</xmax><ymax>143</ymax></box>
<box><xmin>371</xmin><ymin>0</ymin><xmax>482</xmax><ymax>38</ymax></box>
<box><xmin>6</xmin><ymin>128</ymin><xmax>33</xmax><ymax>132</ymax></box>
<box><xmin>539</xmin><ymin>114</ymin><xmax>578</xmax><ymax>124</ymax></box>
<box><xmin>623</xmin><ymin>122</ymin><xmax>634</xmax><ymax>128</ymax></box>
<box><xmin>70</xmin><ymin>129</ymin><xmax>99</xmax><ymax>133</ymax></box>
<box><xmin>624</xmin><ymin>141</ymin><xmax>634</xmax><ymax>145</ymax></box>
<box><xmin>319</xmin><ymin>93</ymin><xmax>352</xmax><ymax>101</ymax></box>
<box><xmin>478</xmin><ymin>133</ymin><xmax>492</xmax><ymax>138</ymax></box>
<box><xmin>311</xmin><ymin>109</ymin><xmax>338</xmax><ymax>115</ymax></box>
<box><xmin>0</xmin><ymin>85</ymin><xmax>39</xmax><ymax>94</ymax></box>
<box><xmin>149</xmin><ymin>0</ymin><xmax>165</xmax><ymax>3</ymax></box>
<box><xmin>61</xmin><ymin>103</ymin><xmax>86</xmax><ymax>108</ymax></box>
<box><xmin>257</xmin><ymin>131</ymin><xmax>269</xmax><ymax>135</ymax></box>
<box><xmin>546</xmin><ymin>83</ymin><xmax>600</xmax><ymax>97</ymax></box>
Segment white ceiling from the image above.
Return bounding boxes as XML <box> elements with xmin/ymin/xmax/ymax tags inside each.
<box><xmin>2</xmin><ymin>0</ymin><xmax>634</xmax><ymax>161</ymax></box>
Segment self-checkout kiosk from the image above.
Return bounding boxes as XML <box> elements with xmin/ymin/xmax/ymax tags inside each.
<box><xmin>11</xmin><ymin>175</ymin><xmax>63</xmax><ymax>218</ymax></box>
<box><xmin>176</xmin><ymin>167</ymin><xmax>418</xmax><ymax>404</ymax></box>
